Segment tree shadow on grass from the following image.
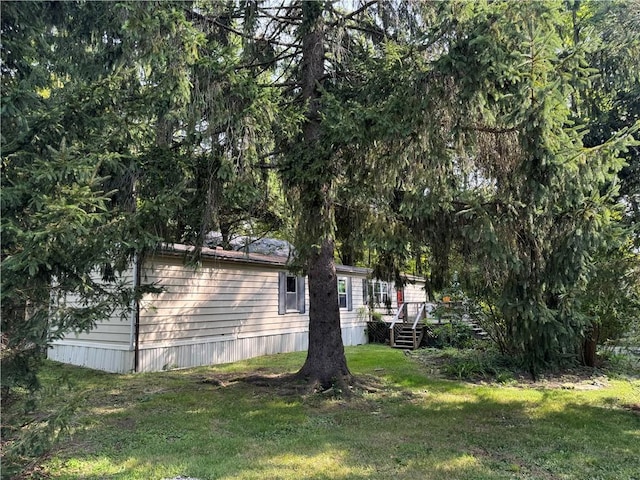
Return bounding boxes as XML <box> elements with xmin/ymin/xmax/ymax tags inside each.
<box><xmin>50</xmin><ymin>390</ymin><xmax>640</xmax><ymax>480</ymax></box>
<box><xmin>37</xmin><ymin>356</ymin><xmax>640</xmax><ymax>480</ymax></box>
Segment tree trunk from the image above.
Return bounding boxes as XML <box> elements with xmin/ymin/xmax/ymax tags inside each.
<box><xmin>582</xmin><ymin>323</ymin><xmax>599</xmax><ymax>367</ymax></box>
<box><xmin>294</xmin><ymin>2</ymin><xmax>351</xmax><ymax>389</ymax></box>
<box><xmin>297</xmin><ymin>237</ymin><xmax>351</xmax><ymax>388</ymax></box>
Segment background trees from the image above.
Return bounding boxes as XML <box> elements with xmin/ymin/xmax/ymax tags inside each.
<box><xmin>574</xmin><ymin>0</ymin><xmax>640</xmax><ymax>363</ymax></box>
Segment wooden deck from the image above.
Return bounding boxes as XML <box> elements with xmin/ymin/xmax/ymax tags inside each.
<box><xmin>388</xmin><ymin>301</ymin><xmax>487</xmax><ymax>349</ymax></box>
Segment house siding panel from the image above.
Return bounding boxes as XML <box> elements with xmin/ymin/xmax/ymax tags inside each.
<box><xmin>137</xmin><ymin>331</ymin><xmax>310</xmax><ymax>372</ymax></box>
<box><xmin>402</xmin><ymin>278</ymin><xmax>427</xmax><ymax>304</ymax></box>
<box><xmin>48</xmin><ymin>344</ymin><xmax>134</xmax><ymax>373</ymax></box>
<box><xmin>49</xmin><ymin>246</ymin><xmax>395</xmax><ymax>373</ymax></box>
<box><xmin>138</xmin><ymin>255</ymin><xmax>304</xmax><ymax>346</ymax></box>
<box><xmin>136</xmin><ymin>325</ymin><xmax>365</xmax><ymax>373</ymax></box>
<box><xmin>48</xmin><ymin>267</ymin><xmax>135</xmax><ymax>371</ymax></box>
<box><xmin>135</xmin><ymin>255</ymin><xmax>369</xmax><ymax>372</ymax></box>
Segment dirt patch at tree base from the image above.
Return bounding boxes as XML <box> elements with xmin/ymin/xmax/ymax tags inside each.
<box><xmin>196</xmin><ymin>370</ymin><xmax>386</xmax><ymax>399</ymax></box>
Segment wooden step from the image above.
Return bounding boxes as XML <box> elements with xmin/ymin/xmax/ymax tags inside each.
<box><xmin>391</xmin><ymin>324</ymin><xmax>424</xmax><ymax>349</ymax></box>
<box><xmin>467</xmin><ymin>323</ymin><xmax>489</xmax><ymax>339</ymax></box>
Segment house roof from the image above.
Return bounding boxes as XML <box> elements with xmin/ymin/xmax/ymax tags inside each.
<box><xmin>158</xmin><ymin>243</ymin><xmax>371</xmax><ymax>276</ymax></box>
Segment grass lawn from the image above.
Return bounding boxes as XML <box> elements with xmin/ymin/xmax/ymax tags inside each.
<box><xmin>31</xmin><ymin>345</ymin><xmax>640</xmax><ymax>479</ymax></box>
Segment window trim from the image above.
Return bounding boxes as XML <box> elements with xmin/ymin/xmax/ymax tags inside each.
<box><xmin>338</xmin><ymin>278</ymin><xmax>348</xmax><ymax>309</ymax></box>
<box><xmin>337</xmin><ymin>276</ymin><xmax>353</xmax><ymax>311</ymax></box>
<box><xmin>285</xmin><ymin>275</ymin><xmax>298</xmax><ymax>312</ymax></box>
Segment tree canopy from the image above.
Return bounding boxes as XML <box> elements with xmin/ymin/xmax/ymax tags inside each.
<box><xmin>2</xmin><ymin>0</ymin><xmax>639</xmax><ymax>435</ymax></box>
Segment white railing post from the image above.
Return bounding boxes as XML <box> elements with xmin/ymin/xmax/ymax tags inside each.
<box><xmin>411</xmin><ymin>303</ymin><xmax>426</xmax><ymax>331</ymax></box>
<box><xmin>389</xmin><ymin>303</ymin><xmax>404</xmax><ymax>348</ymax></box>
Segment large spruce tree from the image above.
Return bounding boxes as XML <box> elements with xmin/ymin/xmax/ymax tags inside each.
<box><xmin>422</xmin><ymin>0</ymin><xmax>638</xmax><ymax>372</ymax></box>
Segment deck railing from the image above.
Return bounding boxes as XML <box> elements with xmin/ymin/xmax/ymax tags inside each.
<box><xmin>389</xmin><ymin>302</ymin><xmax>431</xmax><ymax>348</ymax></box>
<box><xmin>412</xmin><ymin>302</ymin><xmax>427</xmax><ymax>330</ymax></box>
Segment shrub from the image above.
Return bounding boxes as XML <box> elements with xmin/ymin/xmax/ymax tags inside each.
<box><xmin>1</xmin><ymin>378</ymin><xmax>81</xmax><ymax>478</ymax></box>
<box><xmin>428</xmin><ymin>322</ymin><xmax>476</xmax><ymax>349</ymax></box>
<box><xmin>438</xmin><ymin>348</ymin><xmax>517</xmax><ymax>382</ymax></box>
<box><xmin>598</xmin><ymin>351</ymin><xmax>640</xmax><ymax>378</ymax></box>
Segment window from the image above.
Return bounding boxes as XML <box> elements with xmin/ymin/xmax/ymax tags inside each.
<box><xmin>337</xmin><ymin>277</ymin><xmax>352</xmax><ymax>310</ymax></box>
<box><xmin>380</xmin><ymin>282</ymin><xmax>389</xmax><ymax>306</ymax></box>
<box><xmin>286</xmin><ymin>275</ymin><xmax>298</xmax><ymax>311</ymax></box>
<box><xmin>367</xmin><ymin>280</ymin><xmax>390</xmax><ymax>307</ymax></box>
<box><xmin>338</xmin><ymin>278</ymin><xmax>347</xmax><ymax>308</ymax></box>
<box><xmin>278</xmin><ymin>272</ymin><xmax>305</xmax><ymax>314</ymax></box>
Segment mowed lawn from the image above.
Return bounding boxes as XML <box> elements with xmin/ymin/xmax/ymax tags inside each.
<box><xmin>38</xmin><ymin>345</ymin><xmax>639</xmax><ymax>480</ymax></box>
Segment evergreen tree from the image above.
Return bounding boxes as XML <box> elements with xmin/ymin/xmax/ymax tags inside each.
<box><xmin>571</xmin><ymin>0</ymin><xmax>640</xmax><ymax>363</ymax></box>
<box><xmin>265</xmin><ymin>1</ymin><xmax>448</xmax><ymax>387</ymax></box>
<box><xmin>580</xmin><ymin>0</ymin><xmax>640</xmax><ymax>241</ymax></box>
<box><xmin>427</xmin><ymin>0</ymin><xmax>638</xmax><ymax>373</ymax></box>
<box><xmin>4</xmin><ymin>0</ymin><xmax>638</xmax><ymax>409</ymax></box>
<box><xmin>1</xmin><ymin>1</ymin><xmax>276</xmax><ymax>469</ymax></box>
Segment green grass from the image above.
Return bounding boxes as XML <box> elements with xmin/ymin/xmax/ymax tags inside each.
<box><xmin>30</xmin><ymin>345</ymin><xmax>640</xmax><ymax>479</ymax></box>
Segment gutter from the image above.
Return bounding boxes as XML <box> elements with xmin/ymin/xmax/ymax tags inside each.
<box><xmin>160</xmin><ymin>242</ymin><xmax>373</xmax><ymax>276</ymax></box>
<box><xmin>129</xmin><ymin>253</ymin><xmax>141</xmax><ymax>373</ymax></box>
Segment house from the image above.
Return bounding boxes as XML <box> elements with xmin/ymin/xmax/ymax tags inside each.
<box><xmin>48</xmin><ymin>243</ymin><xmax>426</xmax><ymax>373</ymax></box>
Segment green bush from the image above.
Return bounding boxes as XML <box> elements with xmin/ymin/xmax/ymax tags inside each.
<box><xmin>598</xmin><ymin>351</ymin><xmax>640</xmax><ymax>378</ymax></box>
<box><xmin>437</xmin><ymin>348</ymin><xmax>517</xmax><ymax>382</ymax></box>
<box><xmin>428</xmin><ymin>322</ymin><xmax>476</xmax><ymax>349</ymax></box>
<box><xmin>1</xmin><ymin>378</ymin><xmax>81</xmax><ymax>478</ymax></box>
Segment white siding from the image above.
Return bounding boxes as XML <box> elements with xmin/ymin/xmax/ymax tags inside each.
<box><xmin>48</xmin><ymin>267</ymin><xmax>135</xmax><ymax>371</ymax></box>
<box><xmin>402</xmin><ymin>278</ymin><xmax>427</xmax><ymax>304</ymax></box>
<box><xmin>136</xmin><ymin>325</ymin><xmax>365</xmax><ymax>373</ymax></box>
<box><xmin>139</xmin><ymin>255</ymin><xmax>308</xmax><ymax>346</ymax></box>
<box><xmin>47</xmin><ymin>343</ymin><xmax>134</xmax><ymax>373</ymax></box>
<box><xmin>138</xmin><ymin>332</ymin><xmax>308</xmax><ymax>372</ymax></box>
<box><xmin>135</xmin><ymin>255</ymin><xmax>369</xmax><ymax>372</ymax></box>
<box><xmin>48</xmin><ymin>248</ymin><xmax>378</xmax><ymax>373</ymax></box>
<box><xmin>369</xmin><ymin>277</ymin><xmax>427</xmax><ymax>320</ymax></box>
<box><xmin>338</xmin><ymin>274</ymin><xmax>368</xmax><ymax>328</ymax></box>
